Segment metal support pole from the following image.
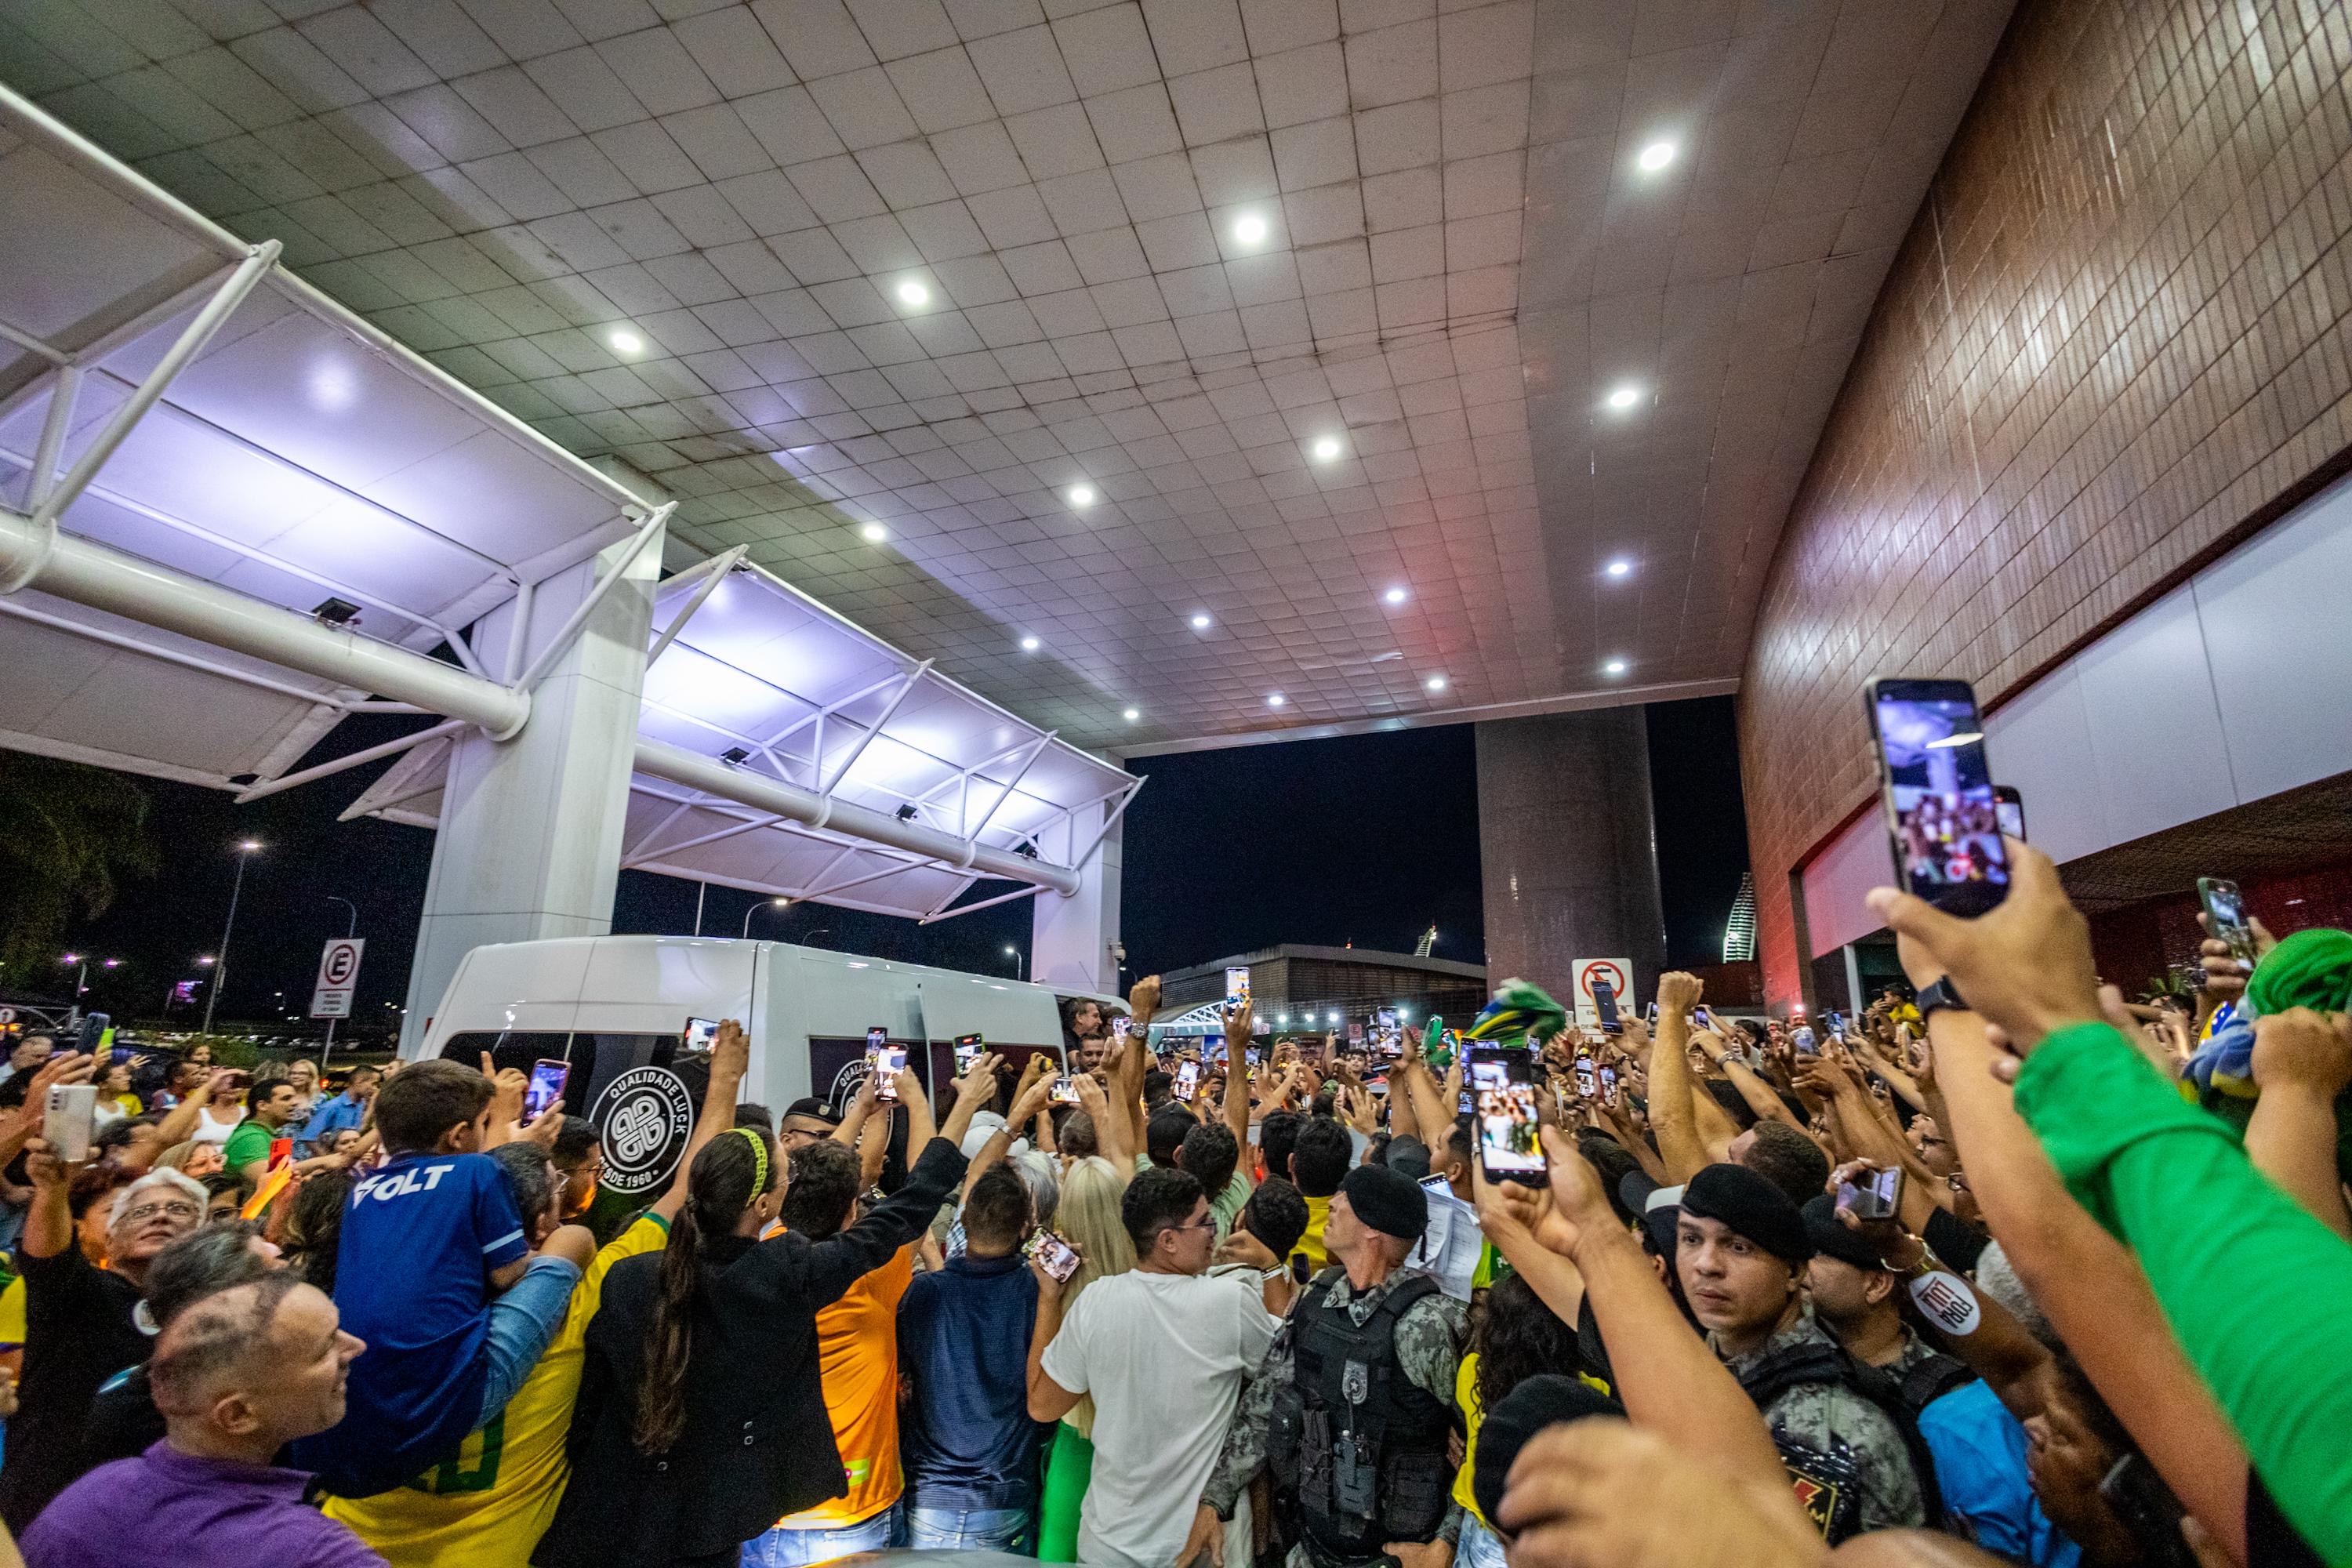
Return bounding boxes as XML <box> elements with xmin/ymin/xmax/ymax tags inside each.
<box><xmin>646</xmin><ymin>545</ymin><xmax>746</xmax><ymax>666</ymax></box>
<box><xmin>24</xmin><ymin>365</ymin><xmax>82</xmax><ymax>514</ymax></box>
<box><xmin>920</xmin><ymin>882</ymin><xmax>1051</xmax><ymax>924</ymax></box>
<box><xmin>818</xmin><ymin>661</ymin><xmax>932</xmax><ymax>795</ymax></box>
<box><xmin>234</xmin><ymin>718</ymin><xmax>466</xmax><ymax>803</ymax></box>
<box><xmin>511</xmin><ymin>503</ymin><xmax>672</xmax><ymax>692</ymax></box>
<box><xmin>958</xmin><ymin>731</ymin><xmax>1057</xmax><ymax>861</ymax></box>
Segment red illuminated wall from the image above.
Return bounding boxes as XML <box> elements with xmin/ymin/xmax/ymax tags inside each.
<box><xmin>1739</xmin><ymin>0</ymin><xmax>2352</xmax><ymax>1007</ymax></box>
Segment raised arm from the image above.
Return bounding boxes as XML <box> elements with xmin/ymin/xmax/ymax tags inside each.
<box><xmin>1224</xmin><ymin>999</ymin><xmax>1252</xmax><ymax>1149</ymax></box>
<box><xmin>1646</xmin><ymin>972</ymin><xmax>1714</xmax><ymax>1181</ymax></box>
<box><xmin>0</xmin><ymin>1055</ymin><xmax>96</xmax><ymax>1171</ymax></box>
<box><xmin>2243</xmin><ymin>1009</ymin><xmax>2352</xmax><ymax>1240</ymax></box>
<box><xmin>797</xmin><ymin>1134</ymin><xmax>969</xmax><ymax>1307</ymax></box>
<box><xmin>654</xmin><ymin>1019</ymin><xmax>747</xmax><ymax>1221</ymax></box>
<box><xmin>148</xmin><ymin>1066</ymin><xmax>233</xmax><ymax>1152</ymax></box>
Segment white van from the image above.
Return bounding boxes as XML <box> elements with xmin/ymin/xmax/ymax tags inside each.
<box><xmin>410</xmin><ymin>935</ymin><xmax>1112</xmax><ymax>1198</ymax></box>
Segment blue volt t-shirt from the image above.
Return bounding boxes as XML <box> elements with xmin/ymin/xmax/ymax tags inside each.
<box><xmin>897</xmin><ymin>1251</ymin><xmax>1044</xmax><ymax>1510</ymax></box>
<box><xmin>295</xmin><ymin>1152</ymin><xmax>528</xmax><ymax>1497</ymax></box>
<box><xmin>1918</xmin><ymin>1377</ymin><xmax>2081</xmax><ymax>1568</ymax></box>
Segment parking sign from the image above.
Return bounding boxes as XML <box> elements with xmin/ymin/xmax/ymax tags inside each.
<box><xmin>310</xmin><ymin>938</ymin><xmax>365</xmax><ymax>1018</ymax></box>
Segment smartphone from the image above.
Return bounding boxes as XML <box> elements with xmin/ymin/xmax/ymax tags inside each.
<box><xmin>1346</xmin><ymin>1022</ymin><xmax>1365</xmax><ymax>1049</ymax></box>
<box><xmin>1693</xmin><ymin>1005</ymin><xmax>1714</xmax><ymax>1032</ymax></box>
<box><xmin>1225</xmin><ymin>966</ymin><xmax>1250</xmax><ymax>1010</ymax></box>
<box><xmin>866</xmin><ymin>1042</ymin><xmax>906</xmax><ymax>1101</ymax></box>
<box><xmin>217</xmin><ymin>1069</ymin><xmax>251</xmax><ymax>1096</ymax></box>
<box><xmin>682</xmin><ymin>1017</ymin><xmax>721</xmax><ymax>1053</ymax></box>
<box><xmin>1592</xmin><ymin>978</ymin><xmax>1621</xmax><ymax>1035</ymax></box>
<box><xmin>1418</xmin><ymin>1173</ymin><xmax>1454</xmax><ymax>1201</ymax></box>
<box><xmin>1050</xmin><ymin>1074</ymin><xmax>1080</xmax><ymax>1105</ymax></box>
<box><xmin>1867</xmin><ymin>677</ymin><xmax>2010</xmax><ymax>916</ymax></box>
<box><xmin>1599</xmin><ymin>1064</ymin><xmax>1618</xmax><ymax>1105</ymax></box>
<box><xmin>1174</xmin><ymin>1060</ymin><xmax>1200</xmax><ymax>1102</ymax></box>
<box><xmin>1791</xmin><ymin>1025</ymin><xmax>1817</xmax><ymax>1056</ymax></box>
<box><xmin>1835</xmin><ymin>1166</ymin><xmax>1904</xmax><ymax>1220</ymax></box>
<box><xmin>1244</xmin><ymin>1046</ymin><xmax>1261</xmax><ymax>1069</ymax></box>
<box><xmin>1644</xmin><ymin>1000</ymin><xmax>1659</xmax><ymax>1028</ymax></box>
<box><xmin>1024</xmin><ymin>1228</ymin><xmax>1082</xmax><ymax>1282</ymax></box>
<box><xmin>1993</xmin><ymin>783</ymin><xmax>2027</xmax><ymax>841</ymax></box>
<box><xmin>1468</xmin><ymin>1047</ymin><xmax>1546</xmax><ymax>1184</ymax></box>
<box><xmin>75</xmin><ymin>1012</ymin><xmax>111</xmax><ymax>1056</ymax></box>
<box><xmin>1290</xmin><ymin>1253</ymin><xmax>1312</xmax><ymax>1285</ymax></box>
<box><xmin>954</xmin><ymin>1032</ymin><xmax>984</xmax><ymax>1073</ymax></box>
<box><xmin>2198</xmin><ymin>877</ymin><xmax>2256</xmax><ymax>967</ymax></box>
<box><xmin>43</xmin><ymin>1083</ymin><xmax>97</xmax><ymax>1163</ymax></box>
<box><xmin>524</xmin><ymin>1059</ymin><xmax>571</xmax><ymax>1120</ymax></box>
<box><xmin>268</xmin><ymin>1135</ymin><xmax>293</xmax><ymax>1170</ymax></box>
<box><xmin>1572</xmin><ymin>1056</ymin><xmax>1597</xmax><ymax>1098</ymax></box>
<box><xmin>1112</xmin><ymin>1014</ymin><xmax>1132</xmax><ymax>1039</ymax></box>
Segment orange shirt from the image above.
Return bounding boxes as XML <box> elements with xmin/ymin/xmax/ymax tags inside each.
<box><xmin>773</xmin><ymin>1240</ymin><xmax>915</xmax><ymax>1528</ymax></box>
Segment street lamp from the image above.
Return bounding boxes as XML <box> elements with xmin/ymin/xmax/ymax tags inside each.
<box><xmin>743</xmin><ymin>897</ymin><xmax>789</xmax><ymax>938</ymax></box>
<box><xmin>200</xmin><ymin>840</ymin><xmax>262</xmax><ymax>1036</ymax></box>
<box><xmin>1004</xmin><ymin>944</ymin><xmax>1025</xmax><ymax>981</ymax></box>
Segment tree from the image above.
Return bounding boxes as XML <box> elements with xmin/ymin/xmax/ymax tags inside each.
<box><xmin>0</xmin><ymin>752</ymin><xmax>159</xmax><ymax>984</ymax></box>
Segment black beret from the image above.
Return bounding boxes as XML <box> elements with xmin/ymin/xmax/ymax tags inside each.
<box><xmin>1801</xmin><ymin>1193</ymin><xmax>1889</xmax><ymax>1272</ymax></box>
<box><xmin>1471</xmin><ymin>1374</ymin><xmax>1624</xmax><ymax>1529</ymax></box>
<box><xmin>1338</xmin><ymin>1163</ymin><xmax>1427</xmax><ymax>1242</ymax></box>
<box><xmin>1679</xmin><ymin>1163</ymin><xmax>1812</xmax><ymax>1265</ymax></box>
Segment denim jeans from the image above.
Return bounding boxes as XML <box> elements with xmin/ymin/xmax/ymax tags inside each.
<box><xmin>476</xmin><ymin>1254</ymin><xmax>582</xmax><ymax>1427</ymax></box>
<box><xmin>906</xmin><ymin>1503</ymin><xmax>1030</xmax><ymax>1552</ymax></box>
<box><xmin>740</xmin><ymin>1500</ymin><xmax>903</xmax><ymax>1566</ymax></box>
<box><xmin>1456</xmin><ymin>1512</ymin><xmax>1508</xmax><ymax>1568</ymax></box>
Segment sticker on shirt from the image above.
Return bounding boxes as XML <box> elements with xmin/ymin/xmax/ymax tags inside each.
<box><xmin>1777</xmin><ymin>1440</ymin><xmax>1864</xmax><ymax>1541</ymax></box>
<box><xmin>591</xmin><ymin>1066</ymin><xmax>695</xmax><ymax>1196</ymax></box>
<box><xmin>1907</xmin><ymin>1270</ymin><xmax>1980</xmax><ymax>1336</ymax></box>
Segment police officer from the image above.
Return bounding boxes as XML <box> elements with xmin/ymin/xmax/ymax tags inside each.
<box><xmin>1191</xmin><ymin>1162</ymin><xmax>1468</xmax><ymax>1568</ymax></box>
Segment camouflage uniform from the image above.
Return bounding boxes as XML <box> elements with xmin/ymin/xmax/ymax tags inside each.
<box><xmin>1719</xmin><ymin>1307</ymin><xmax>1928</xmax><ymax>1541</ymax></box>
<box><xmin>1202</xmin><ymin>1265</ymin><xmax>1470</xmax><ymax>1566</ymax></box>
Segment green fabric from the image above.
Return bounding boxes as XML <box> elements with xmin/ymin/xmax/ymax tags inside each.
<box><xmin>2014</xmin><ymin>1020</ymin><xmax>2352</xmax><ymax>1564</ymax></box>
<box><xmin>1209</xmin><ymin>1167</ymin><xmax>1254</xmax><ymax>1243</ymax></box>
<box><xmin>1036</xmin><ymin>1418</ymin><xmax>1094</xmax><ymax>1562</ymax></box>
<box><xmin>1461</xmin><ymin>978</ymin><xmax>1568</xmax><ymax>1047</ymax></box>
<box><xmin>2246</xmin><ymin>928</ymin><xmax>2352</xmax><ymax>1015</ymax></box>
<box><xmin>222</xmin><ymin>1118</ymin><xmax>272</xmax><ymax>1172</ymax></box>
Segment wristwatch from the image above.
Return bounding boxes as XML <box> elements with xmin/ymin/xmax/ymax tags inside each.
<box><xmin>1915</xmin><ymin>977</ymin><xmax>1967</xmax><ymax>1019</ymax></box>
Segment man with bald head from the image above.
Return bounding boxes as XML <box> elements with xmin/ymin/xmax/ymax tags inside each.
<box><xmin>22</xmin><ymin>1275</ymin><xmax>381</xmax><ymax>1567</ymax></box>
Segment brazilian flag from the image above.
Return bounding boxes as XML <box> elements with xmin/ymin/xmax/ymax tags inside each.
<box><xmin>1460</xmin><ymin>978</ymin><xmax>1568</xmax><ymax>1048</ymax></box>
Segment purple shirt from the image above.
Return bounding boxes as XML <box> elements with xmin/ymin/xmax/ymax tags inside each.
<box><xmin>21</xmin><ymin>1442</ymin><xmax>386</xmax><ymax>1568</ymax></box>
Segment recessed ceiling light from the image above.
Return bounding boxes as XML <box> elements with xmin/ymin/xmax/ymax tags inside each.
<box><xmin>1602</xmin><ymin>658</ymin><xmax>1629</xmax><ymax>677</ymax></box>
<box><xmin>1605</xmin><ymin>559</ymin><xmax>1632</xmax><ymax>578</ymax></box>
<box><xmin>1311</xmin><ymin>436</ymin><xmax>1344</xmax><ymax>461</ymax></box>
<box><xmin>608</xmin><ymin>328</ymin><xmax>644</xmax><ymax>354</ymax></box>
<box><xmin>1637</xmin><ymin>140</ymin><xmax>1676</xmax><ymax>172</ymax></box>
<box><xmin>1606</xmin><ymin>384</ymin><xmax>1642</xmax><ymax>411</ymax></box>
<box><xmin>1383</xmin><ymin>586</ymin><xmax>1407</xmax><ymax>605</ymax></box>
<box><xmin>1232</xmin><ymin>212</ymin><xmax>1269</xmax><ymax>245</ymax></box>
<box><xmin>1069</xmin><ymin>483</ymin><xmax>1096</xmax><ymax>506</ymax></box>
<box><xmin>896</xmin><ymin>280</ymin><xmax>931</xmax><ymax>307</ymax></box>
<box><xmin>1425</xmin><ymin>675</ymin><xmax>1447</xmax><ymax>692</ymax></box>
<box><xmin>1123</xmin><ymin>707</ymin><xmax>1141</xmax><ymax>721</ymax></box>
<box><xmin>1267</xmin><ymin>692</ymin><xmax>1286</xmax><ymax>708</ymax></box>
<box><xmin>1019</xmin><ymin>635</ymin><xmax>1040</xmax><ymax>652</ymax></box>
<box><xmin>858</xmin><ymin>522</ymin><xmax>887</xmax><ymax>543</ymax></box>
<box><xmin>1190</xmin><ymin>612</ymin><xmax>1212</xmax><ymax>630</ymax></box>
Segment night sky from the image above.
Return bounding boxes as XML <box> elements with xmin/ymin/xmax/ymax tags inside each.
<box><xmin>16</xmin><ymin>696</ymin><xmax>1751</xmax><ymax>1037</ymax></box>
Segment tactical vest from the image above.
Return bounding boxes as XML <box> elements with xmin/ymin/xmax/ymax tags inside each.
<box><xmin>1268</xmin><ymin>1273</ymin><xmax>1452</xmax><ymax>1563</ymax></box>
<box><xmin>1737</xmin><ymin>1332</ymin><xmax>1944</xmax><ymax>1543</ymax></box>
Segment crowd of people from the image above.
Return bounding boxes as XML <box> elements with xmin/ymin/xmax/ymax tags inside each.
<box><xmin>0</xmin><ymin>837</ymin><xmax>2345</xmax><ymax>1568</ymax></box>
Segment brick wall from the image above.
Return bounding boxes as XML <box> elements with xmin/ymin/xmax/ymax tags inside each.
<box><xmin>1740</xmin><ymin>0</ymin><xmax>2352</xmax><ymax>1006</ymax></box>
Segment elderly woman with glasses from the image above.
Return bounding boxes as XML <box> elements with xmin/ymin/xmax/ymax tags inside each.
<box><xmin>0</xmin><ymin>1147</ymin><xmax>208</xmax><ymax>1534</ymax></box>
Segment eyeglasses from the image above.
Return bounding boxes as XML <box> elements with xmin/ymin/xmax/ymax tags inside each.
<box><xmin>121</xmin><ymin>1200</ymin><xmax>201</xmax><ymax>1225</ymax></box>
<box><xmin>1163</xmin><ymin>1216</ymin><xmax>1217</xmax><ymax>1237</ymax></box>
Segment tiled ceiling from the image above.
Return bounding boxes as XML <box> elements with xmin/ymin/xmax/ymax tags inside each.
<box><xmin>0</xmin><ymin>0</ymin><xmax>2014</xmax><ymax>757</ymax></box>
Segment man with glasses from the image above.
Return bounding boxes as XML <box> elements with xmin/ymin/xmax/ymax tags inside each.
<box><xmin>1029</xmin><ymin>1167</ymin><xmax>1279</xmax><ymax>1568</ymax></box>
<box><xmin>0</xmin><ymin>1149</ymin><xmax>207</xmax><ymax>1530</ymax></box>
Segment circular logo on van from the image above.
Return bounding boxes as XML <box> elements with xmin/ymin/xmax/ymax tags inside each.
<box><xmin>591</xmin><ymin>1066</ymin><xmax>695</xmax><ymax>1196</ymax></box>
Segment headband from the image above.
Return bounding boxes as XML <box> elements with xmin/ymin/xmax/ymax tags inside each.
<box><xmin>730</xmin><ymin>1125</ymin><xmax>770</xmax><ymax>1197</ymax></box>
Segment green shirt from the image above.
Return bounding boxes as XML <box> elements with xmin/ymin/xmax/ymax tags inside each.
<box><xmin>1209</xmin><ymin>1168</ymin><xmax>1254</xmax><ymax>1243</ymax></box>
<box><xmin>223</xmin><ymin>1118</ymin><xmax>275</xmax><ymax>1174</ymax></box>
<box><xmin>2015</xmin><ymin>1020</ymin><xmax>2352</xmax><ymax>1564</ymax></box>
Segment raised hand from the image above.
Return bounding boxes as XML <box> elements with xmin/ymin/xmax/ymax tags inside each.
<box><xmin>1867</xmin><ymin>840</ymin><xmax>2102</xmax><ymax>1057</ymax></box>
<box><xmin>1657</xmin><ymin>971</ymin><xmax>1704</xmax><ymax>1017</ymax></box>
<box><xmin>2252</xmin><ymin>1008</ymin><xmax>2352</xmax><ymax>1098</ymax></box>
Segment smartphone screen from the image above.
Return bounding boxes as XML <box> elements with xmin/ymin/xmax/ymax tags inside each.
<box><xmin>43</xmin><ymin>1083</ymin><xmax>96</xmax><ymax>1163</ymax></box>
<box><xmin>1993</xmin><ymin>783</ymin><xmax>2026</xmax><ymax>840</ymax></box>
<box><xmin>1024</xmin><ymin>1229</ymin><xmax>1082</xmax><ymax>1282</ymax></box>
<box><xmin>1244</xmin><ymin>1047</ymin><xmax>1261</xmax><ymax>1068</ymax></box>
<box><xmin>1225</xmin><ymin>966</ymin><xmax>1250</xmax><ymax>1009</ymax></box>
<box><xmin>2199</xmin><ymin>878</ymin><xmax>2256</xmax><ymax>967</ymax></box>
<box><xmin>682</xmin><ymin>1017</ymin><xmax>721</xmax><ymax>1053</ymax></box>
<box><xmin>1835</xmin><ymin>1166</ymin><xmax>1904</xmax><ymax>1220</ymax></box>
<box><xmin>1050</xmin><ymin>1074</ymin><xmax>1080</xmax><ymax>1105</ymax></box>
<box><xmin>954</xmin><ymin>1032</ymin><xmax>983</xmax><ymax>1073</ymax></box>
<box><xmin>1174</xmin><ymin>1060</ymin><xmax>1200</xmax><ymax>1102</ymax></box>
<box><xmin>867</xmin><ymin>1044</ymin><xmax>906</xmax><ymax>1100</ymax></box>
<box><xmin>1692</xmin><ymin>1006</ymin><xmax>1713</xmax><ymax>1032</ymax></box>
<box><xmin>524</xmin><ymin>1059</ymin><xmax>571</xmax><ymax>1120</ymax></box>
<box><xmin>1592</xmin><ymin>978</ymin><xmax>1621</xmax><ymax>1034</ymax></box>
<box><xmin>1469</xmin><ymin>1048</ymin><xmax>1546</xmax><ymax>1183</ymax></box>
<box><xmin>1112</xmin><ymin>1014</ymin><xmax>1132</xmax><ymax>1039</ymax></box>
<box><xmin>1573</xmin><ymin>1057</ymin><xmax>1597</xmax><ymax>1098</ymax></box>
<box><xmin>1599</xmin><ymin>1064</ymin><xmax>1617</xmax><ymax>1104</ymax></box>
<box><xmin>1867</xmin><ymin>678</ymin><xmax>2010</xmax><ymax>916</ymax></box>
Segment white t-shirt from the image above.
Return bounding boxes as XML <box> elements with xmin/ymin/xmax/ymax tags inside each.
<box><xmin>191</xmin><ymin>1105</ymin><xmax>241</xmax><ymax>1145</ymax></box>
<box><xmin>1041</xmin><ymin>1266</ymin><xmax>1279</xmax><ymax>1568</ymax></box>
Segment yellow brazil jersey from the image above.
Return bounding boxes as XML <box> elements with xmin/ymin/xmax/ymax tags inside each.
<box><xmin>0</xmin><ymin>1276</ymin><xmax>24</xmax><ymax>1345</ymax></box>
<box><xmin>328</xmin><ymin>1214</ymin><xmax>669</xmax><ymax>1566</ymax></box>
<box><xmin>1298</xmin><ymin>1193</ymin><xmax>1331</xmax><ymax>1274</ymax></box>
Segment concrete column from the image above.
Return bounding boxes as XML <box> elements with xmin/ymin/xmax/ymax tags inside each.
<box><xmin>1032</xmin><ymin>806</ymin><xmax>1122</xmax><ymax>996</ymax></box>
<box><xmin>1475</xmin><ymin>707</ymin><xmax>1668</xmax><ymax>1004</ymax></box>
<box><xmin>400</xmin><ymin>523</ymin><xmax>662</xmax><ymax>1048</ymax></box>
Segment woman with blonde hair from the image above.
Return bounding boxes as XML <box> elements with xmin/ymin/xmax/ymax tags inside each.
<box><xmin>1034</xmin><ymin>1153</ymin><xmax>1135</xmax><ymax>1562</ymax></box>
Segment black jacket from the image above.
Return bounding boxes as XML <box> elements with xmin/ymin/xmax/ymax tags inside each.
<box><xmin>534</xmin><ymin>1135</ymin><xmax>967</xmax><ymax>1567</ymax></box>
